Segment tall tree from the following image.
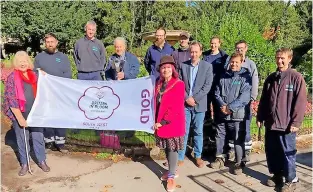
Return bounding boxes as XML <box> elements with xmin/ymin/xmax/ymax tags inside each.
<box><xmin>1</xmin><ymin>1</ymin><xmax>97</xmax><ymax>53</ymax></box>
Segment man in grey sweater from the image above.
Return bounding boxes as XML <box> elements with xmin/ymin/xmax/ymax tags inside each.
<box><xmin>74</xmin><ymin>20</ymin><xmax>106</xmax><ymax>80</ymax></box>
<box><xmin>34</xmin><ymin>33</ymin><xmax>72</xmax><ymax>153</ymax></box>
<box><xmin>225</xmin><ymin>40</ymin><xmax>259</xmax><ymax>162</ymax></box>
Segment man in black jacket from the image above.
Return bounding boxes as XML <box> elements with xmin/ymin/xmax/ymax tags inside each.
<box><xmin>172</xmin><ymin>32</ymin><xmax>191</xmax><ymax>70</ymax></box>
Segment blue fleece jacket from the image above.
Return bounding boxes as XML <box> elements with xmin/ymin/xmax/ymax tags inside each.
<box><xmin>105</xmin><ymin>52</ymin><xmax>140</xmax><ymax>80</ymax></box>
<box><xmin>34</xmin><ymin>51</ymin><xmax>72</xmax><ymax>78</ymax></box>
<box><xmin>144</xmin><ymin>42</ymin><xmax>175</xmax><ymax>77</ymax></box>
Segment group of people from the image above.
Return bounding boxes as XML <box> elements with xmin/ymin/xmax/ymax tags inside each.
<box><xmin>149</xmin><ymin>28</ymin><xmax>306</xmax><ymax>192</ymax></box>
<box><xmin>2</xmin><ymin>20</ymin><xmax>307</xmax><ymax>192</ymax></box>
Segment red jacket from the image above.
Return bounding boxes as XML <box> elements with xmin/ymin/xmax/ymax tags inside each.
<box><xmin>154</xmin><ymin>78</ymin><xmax>186</xmax><ymax>138</ymax></box>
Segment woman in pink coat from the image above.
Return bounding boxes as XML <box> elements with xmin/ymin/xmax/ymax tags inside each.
<box><xmin>153</xmin><ymin>55</ymin><xmax>185</xmax><ymax>192</ymax></box>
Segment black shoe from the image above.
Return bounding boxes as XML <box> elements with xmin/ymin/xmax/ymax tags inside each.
<box><xmin>55</xmin><ymin>144</ymin><xmax>69</xmax><ymax>154</ymax></box>
<box><xmin>232</xmin><ymin>163</ymin><xmax>243</xmax><ymax>175</ymax></box>
<box><xmin>18</xmin><ymin>164</ymin><xmax>28</xmax><ymax>176</ymax></box>
<box><xmin>267</xmin><ymin>174</ymin><xmax>284</xmax><ymax>187</ymax></box>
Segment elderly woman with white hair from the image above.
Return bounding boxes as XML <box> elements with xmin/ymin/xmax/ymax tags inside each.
<box><xmin>3</xmin><ymin>51</ymin><xmax>50</xmax><ymax>176</ymax></box>
<box><xmin>105</xmin><ymin>37</ymin><xmax>140</xmax><ymax>80</ymax></box>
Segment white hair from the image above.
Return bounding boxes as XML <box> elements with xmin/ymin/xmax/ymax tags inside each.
<box><xmin>84</xmin><ymin>20</ymin><xmax>97</xmax><ymax>31</ymax></box>
<box><xmin>114</xmin><ymin>37</ymin><xmax>127</xmax><ymax>47</ymax></box>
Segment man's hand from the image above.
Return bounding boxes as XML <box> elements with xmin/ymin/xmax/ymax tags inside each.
<box><xmin>186</xmin><ymin>97</ymin><xmax>196</xmax><ymax>107</ymax></box>
<box><xmin>225</xmin><ymin>106</ymin><xmax>232</xmax><ymax>114</ymax></box>
<box><xmin>153</xmin><ymin>123</ymin><xmax>162</xmax><ymax>130</ymax></box>
<box><xmin>18</xmin><ymin>118</ymin><xmax>28</xmax><ymax>128</ymax></box>
<box><xmin>290</xmin><ymin>126</ymin><xmax>299</xmax><ymax>133</ymax></box>
<box><xmin>256</xmin><ymin>121</ymin><xmax>263</xmax><ymax>128</ymax></box>
<box><xmin>220</xmin><ymin>105</ymin><xmax>231</xmax><ymax>115</ymax></box>
<box><xmin>117</xmin><ymin>72</ymin><xmax>125</xmax><ymax>80</ymax></box>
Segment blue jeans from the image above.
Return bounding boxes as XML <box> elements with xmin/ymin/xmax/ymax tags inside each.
<box><xmin>13</xmin><ymin>121</ymin><xmax>46</xmax><ymax>165</ymax></box>
<box><xmin>178</xmin><ymin>108</ymin><xmax>205</xmax><ymax>160</ymax></box>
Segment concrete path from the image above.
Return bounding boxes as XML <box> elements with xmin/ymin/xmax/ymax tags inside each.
<box><xmin>1</xmin><ymin>130</ymin><xmax>312</xmax><ymax>192</ymax></box>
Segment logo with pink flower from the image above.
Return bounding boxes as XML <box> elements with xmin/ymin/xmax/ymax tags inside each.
<box><xmin>78</xmin><ymin>86</ymin><xmax>120</xmax><ymax>120</ymax></box>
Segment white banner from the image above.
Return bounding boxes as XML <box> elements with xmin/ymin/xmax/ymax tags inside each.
<box><xmin>27</xmin><ymin>73</ymin><xmax>155</xmax><ymax>134</ymax></box>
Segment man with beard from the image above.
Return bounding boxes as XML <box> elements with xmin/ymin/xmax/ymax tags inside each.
<box><xmin>34</xmin><ymin>33</ymin><xmax>71</xmax><ymax>153</ymax></box>
<box><xmin>171</xmin><ymin>31</ymin><xmax>191</xmax><ymax>70</ymax></box>
<box><xmin>144</xmin><ymin>27</ymin><xmax>175</xmax><ymax>78</ymax></box>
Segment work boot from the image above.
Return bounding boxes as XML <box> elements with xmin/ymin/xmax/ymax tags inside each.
<box><xmin>39</xmin><ymin>161</ymin><xmax>50</xmax><ymax>172</ymax></box>
<box><xmin>210</xmin><ymin>157</ymin><xmax>225</xmax><ymax>169</ymax></box>
<box><xmin>266</xmin><ymin>174</ymin><xmax>284</xmax><ymax>187</ymax></box>
<box><xmin>195</xmin><ymin>158</ymin><xmax>204</xmax><ymax>168</ymax></box>
<box><xmin>18</xmin><ymin>164</ymin><xmax>28</xmax><ymax>176</ymax></box>
<box><xmin>166</xmin><ymin>178</ymin><xmax>176</xmax><ymax>192</ymax></box>
<box><xmin>232</xmin><ymin>163</ymin><xmax>243</xmax><ymax>175</ymax></box>
<box><xmin>56</xmin><ymin>144</ymin><xmax>69</xmax><ymax>154</ymax></box>
<box><xmin>45</xmin><ymin>142</ymin><xmax>54</xmax><ymax>153</ymax></box>
<box><xmin>281</xmin><ymin>181</ymin><xmax>297</xmax><ymax>192</ymax></box>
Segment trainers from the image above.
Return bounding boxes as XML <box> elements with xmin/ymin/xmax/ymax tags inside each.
<box><xmin>195</xmin><ymin>158</ymin><xmax>204</xmax><ymax>168</ymax></box>
<box><xmin>39</xmin><ymin>161</ymin><xmax>50</xmax><ymax>172</ymax></box>
<box><xmin>160</xmin><ymin>171</ymin><xmax>179</xmax><ymax>181</ymax></box>
<box><xmin>166</xmin><ymin>178</ymin><xmax>176</xmax><ymax>192</ymax></box>
<box><xmin>18</xmin><ymin>164</ymin><xmax>28</xmax><ymax>176</ymax></box>
<box><xmin>232</xmin><ymin>163</ymin><xmax>243</xmax><ymax>175</ymax></box>
<box><xmin>210</xmin><ymin>157</ymin><xmax>225</xmax><ymax>169</ymax></box>
<box><xmin>281</xmin><ymin>181</ymin><xmax>297</xmax><ymax>192</ymax></box>
<box><xmin>266</xmin><ymin>174</ymin><xmax>284</xmax><ymax>187</ymax></box>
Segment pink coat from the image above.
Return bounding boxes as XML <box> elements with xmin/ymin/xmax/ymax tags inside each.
<box><xmin>154</xmin><ymin>78</ymin><xmax>186</xmax><ymax>138</ymax></box>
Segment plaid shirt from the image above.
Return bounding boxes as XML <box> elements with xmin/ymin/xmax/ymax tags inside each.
<box><xmin>2</xmin><ymin>72</ymin><xmax>19</xmax><ymax>121</ymax></box>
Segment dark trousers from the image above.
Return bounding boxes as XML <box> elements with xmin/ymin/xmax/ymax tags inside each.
<box><xmin>265</xmin><ymin>129</ymin><xmax>297</xmax><ymax>182</ymax></box>
<box><xmin>216</xmin><ymin>121</ymin><xmax>246</xmax><ymax>163</ymax></box>
<box><xmin>44</xmin><ymin>128</ymin><xmax>66</xmax><ymax>146</ymax></box>
<box><xmin>77</xmin><ymin>71</ymin><xmax>103</xmax><ymax>80</ymax></box>
<box><xmin>244</xmin><ymin>102</ymin><xmax>252</xmax><ymax>144</ymax></box>
<box><xmin>13</xmin><ymin>121</ymin><xmax>46</xmax><ymax>165</ymax></box>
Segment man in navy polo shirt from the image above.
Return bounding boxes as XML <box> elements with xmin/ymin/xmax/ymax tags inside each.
<box><xmin>144</xmin><ymin>27</ymin><xmax>175</xmax><ymax>78</ymax></box>
<box><xmin>34</xmin><ymin>33</ymin><xmax>72</xmax><ymax>153</ymax></box>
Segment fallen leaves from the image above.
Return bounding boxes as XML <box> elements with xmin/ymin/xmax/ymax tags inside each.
<box><xmin>214</xmin><ymin>179</ymin><xmax>225</xmax><ymax>184</ymax></box>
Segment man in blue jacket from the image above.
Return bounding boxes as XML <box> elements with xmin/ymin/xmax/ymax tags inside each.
<box><xmin>178</xmin><ymin>42</ymin><xmax>213</xmax><ymax>168</ymax></box>
<box><xmin>210</xmin><ymin>53</ymin><xmax>251</xmax><ymax>175</ymax></box>
<box><xmin>74</xmin><ymin>20</ymin><xmax>106</xmax><ymax>80</ymax></box>
<box><xmin>225</xmin><ymin>40</ymin><xmax>259</xmax><ymax>162</ymax></box>
<box><xmin>144</xmin><ymin>27</ymin><xmax>175</xmax><ymax>78</ymax></box>
<box><xmin>34</xmin><ymin>33</ymin><xmax>72</xmax><ymax>154</ymax></box>
<box><xmin>105</xmin><ymin>37</ymin><xmax>140</xmax><ymax>80</ymax></box>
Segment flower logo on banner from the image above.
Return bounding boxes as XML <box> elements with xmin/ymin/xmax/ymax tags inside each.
<box><xmin>78</xmin><ymin>86</ymin><xmax>120</xmax><ymax>120</ymax></box>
